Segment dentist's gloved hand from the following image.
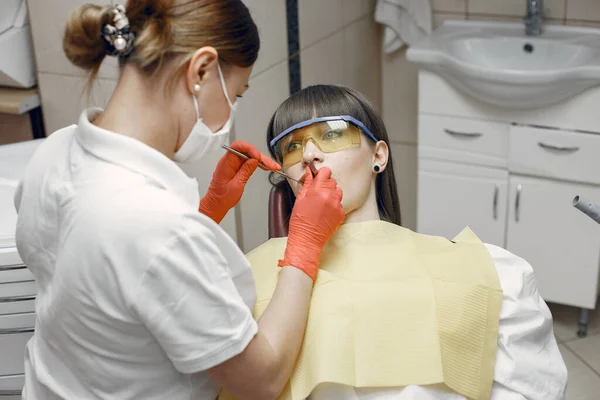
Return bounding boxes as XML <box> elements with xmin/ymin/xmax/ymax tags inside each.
<box><xmin>200</xmin><ymin>140</ymin><xmax>281</xmax><ymax>224</ymax></box>
<box><xmin>278</xmin><ymin>167</ymin><xmax>345</xmax><ymax>281</ymax></box>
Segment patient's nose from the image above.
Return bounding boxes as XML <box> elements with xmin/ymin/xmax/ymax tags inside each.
<box><xmin>302</xmin><ymin>140</ymin><xmax>324</xmax><ymax>167</ymax></box>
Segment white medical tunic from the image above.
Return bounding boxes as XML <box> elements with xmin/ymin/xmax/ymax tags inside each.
<box><xmin>14</xmin><ymin>109</ymin><xmax>258</xmax><ymax>399</ymax></box>
<box><xmin>308</xmin><ymin>244</ymin><xmax>568</xmax><ymax>400</ymax></box>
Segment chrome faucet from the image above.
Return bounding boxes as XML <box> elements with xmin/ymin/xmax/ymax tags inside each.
<box><xmin>525</xmin><ymin>0</ymin><xmax>544</xmax><ymax>36</ymax></box>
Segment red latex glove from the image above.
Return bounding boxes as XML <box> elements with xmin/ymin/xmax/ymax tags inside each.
<box><xmin>278</xmin><ymin>166</ymin><xmax>345</xmax><ymax>281</ymax></box>
<box><xmin>200</xmin><ymin>140</ymin><xmax>281</xmax><ymax>224</ymax></box>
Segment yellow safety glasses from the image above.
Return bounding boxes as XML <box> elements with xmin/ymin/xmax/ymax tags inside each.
<box><xmin>270</xmin><ymin>116</ymin><xmax>378</xmax><ymax>167</ymax></box>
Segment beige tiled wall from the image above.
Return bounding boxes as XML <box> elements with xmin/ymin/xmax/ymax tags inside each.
<box><xmin>381</xmin><ymin>0</ymin><xmax>600</xmax><ymax>231</ymax></box>
<box><xmin>26</xmin><ymin>0</ymin><xmax>380</xmax><ymax>251</ymax></box>
<box><xmin>26</xmin><ymin>0</ymin><xmax>119</xmax><ymax>135</ymax></box>
<box><xmin>299</xmin><ymin>0</ymin><xmax>381</xmax><ymax>108</ymax></box>
<box><xmin>239</xmin><ymin>0</ymin><xmax>381</xmax><ymax>251</ymax></box>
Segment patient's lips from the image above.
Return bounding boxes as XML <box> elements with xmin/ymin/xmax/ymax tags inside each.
<box><xmin>298</xmin><ymin>164</ymin><xmax>320</xmax><ymax>184</ymax></box>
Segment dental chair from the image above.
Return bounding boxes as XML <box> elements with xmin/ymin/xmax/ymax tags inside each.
<box><xmin>268</xmin><ymin>185</ymin><xmax>292</xmax><ymax>239</ymax></box>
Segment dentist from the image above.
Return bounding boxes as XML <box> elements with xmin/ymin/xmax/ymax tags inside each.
<box><xmin>14</xmin><ymin>1</ymin><xmax>344</xmax><ymax>399</ymax></box>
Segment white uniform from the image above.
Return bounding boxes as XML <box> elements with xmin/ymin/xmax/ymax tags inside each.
<box><xmin>15</xmin><ymin>109</ymin><xmax>258</xmax><ymax>399</ymax></box>
<box><xmin>309</xmin><ymin>243</ymin><xmax>568</xmax><ymax>400</ymax></box>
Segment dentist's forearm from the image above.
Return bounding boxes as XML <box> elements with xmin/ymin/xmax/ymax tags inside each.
<box><xmin>207</xmin><ymin>266</ymin><xmax>312</xmax><ymax>400</ymax></box>
<box><xmin>256</xmin><ymin>266</ymin><xmax>313</xmax><ymax>392</ymax></box>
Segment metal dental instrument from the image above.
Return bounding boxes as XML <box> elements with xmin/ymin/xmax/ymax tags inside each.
<box><xmin>306</xmin><ymin>161</ymin><xmax>318</xmax><ymax>177</ymax></box>
<box><xmin>221</xmin><ymin>144</ymin><xmax>302</xmax><ymax>184</ymax></box>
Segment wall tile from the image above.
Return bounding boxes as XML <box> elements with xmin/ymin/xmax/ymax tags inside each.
<box><xmin>243</xmin><ymin>0</ymin><xmax>288</xmax><ymax>76</ymax></box>
<box><xmin>390</xmin><ymin>142</ymin><xmax>417</xmax><ymax>231</ymax></box>
<box><xmin>566</xmin><ymin>19</ymin><xmax>600</xmax><ymax>27</ymax></box>
<box><xmin>298</xmin><ymin>0</ymin><xmax>344</xmax><ymax>49</ymax></box>
<box><xmin>38</xmin><ymin>73</ymin><xmax>116</xmax><ymax>134</ymax></box>
<box><xmin>301</xmin><ymin>31</ymin><xmax>346</xmax><ymax>88</ymax></box>
<box><xmin>342</xmin><ymin>0</ymin><xmax>376</xmax><ymax>26</ymax></box>
<box><xmin>235</xmin><ymin>61</ymin><xmax>290</xmax><ymax>252</ymax></box>
<box><xmin>467</xmin><ymin>14</ymin><xmax>566</xmax><ymax>25</ymax></box>
<box><xmin>567</xmin><ymin>0</ymin><xmax>600</xmax><ymax>21</ymax></box>
<box><xmin>432</xmin><ymin>0</ymin><xmax>467</xmax><ymax>14</ymax></box>
<box><xmin>343</xmin><ymin>18</ymin><xmax>381</xmax><ymax>110</ymax></box>
<box><xmin>27</xmin><ymin>0</ymin><xmax>119</xmax><ymax>79</ymax></box>
<box><xmin>468</xmin><ymin>0</ymin><xmax>566</xmax><ymax>20</ymax></box>
<box><xmin>381</xmin><ymin>48</ymin><xmax>418</xmax><ymax>144</ymax></box>
<box><xmin>467</xmin><ymin>14</ymin><xmax>524</xmax><ymax>22</ymax></box>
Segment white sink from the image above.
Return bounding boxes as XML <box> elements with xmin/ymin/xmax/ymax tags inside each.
<box><xmin>407</xmin><ymin>20</ymin><xmax>600</xmax><ymax>109</ymax></box>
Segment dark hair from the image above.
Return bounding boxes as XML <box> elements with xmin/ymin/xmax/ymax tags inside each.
<box><xmin>266</xmin><ymin>85</ymin><xmax>402</xmax><ymax>226</ymax></box>
<box><xmin>63</xmin><ymin>0</ymin><xmax>259</xmax><ymax>90</ymax></box>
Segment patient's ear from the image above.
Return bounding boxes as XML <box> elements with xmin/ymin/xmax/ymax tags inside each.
<box><xmin>372</xmin><ymin>141</ymin><xmax>389</xmax><ymax>173</ymax></box>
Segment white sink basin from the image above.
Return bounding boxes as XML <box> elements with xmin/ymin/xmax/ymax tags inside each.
<box><xmin>407</xmin><ymin>20</ymin><xmax>600</xmax><ymax>109</ymax></box>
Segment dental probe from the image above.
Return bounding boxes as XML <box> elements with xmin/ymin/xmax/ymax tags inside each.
<box><xmin>306</xmin><ymin>161</ymin><xmax>318</xmax><ymax>177</ymax></box>
<box><xmin>221</xmin><ymin>144</ymin><xmax>302</xmax><ymax>184</ymax></box>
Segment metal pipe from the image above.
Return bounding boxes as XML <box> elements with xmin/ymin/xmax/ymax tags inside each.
<box><xmin>525</xmin><ymin>0</ymin><xmax>544</xmax><ymax>36</ymax></box>
<box><xmin>573</xmin><ymin>195</ymin><xmax>600</xmax><ymax>224</ymax></box>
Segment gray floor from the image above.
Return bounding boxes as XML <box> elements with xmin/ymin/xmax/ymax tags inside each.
<box><xmin>549</xmin><ymin>303</ymin><xmax>600</xmax><ymax>400</ymax></box>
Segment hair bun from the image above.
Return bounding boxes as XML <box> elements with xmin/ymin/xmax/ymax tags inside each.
<box><xmin>125</xmin><ymin>0</ymin><xmax>173</xmax><ymax>70</ymax></box>
<box><xmin>63</xmin><ymin>4</ymin><xmax>113</xmax><ymax>71</ymax></box>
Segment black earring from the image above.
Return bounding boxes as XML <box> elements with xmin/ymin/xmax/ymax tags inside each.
<box><xmin>373</xmin><ymin>165</ymin><xmax>380</xmax><ymax>173</ymax></box>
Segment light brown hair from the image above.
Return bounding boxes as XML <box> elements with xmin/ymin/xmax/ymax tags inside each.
<box><xmin>266</xmin><ymin>85</ymin><xmax>402</xmax><ymax>226</ymax></box>
<box><xmin>63</xmin><ymin>0</ymin><xmax>259</xmax><ymax>90</ymax></box>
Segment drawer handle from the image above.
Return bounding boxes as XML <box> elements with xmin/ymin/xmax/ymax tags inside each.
<box><xmin>0</xmin><ymin>294</ymin><xmax>36</xmax><ymax>303</ymax></box>
<box><xmin>515</xmin><ymin>184</ymin><xmax>522</xmax><ymax>223</ymax></box>
<box><xmin>0</xmin><ymin>390</ymin><xmax>21</xmax><ymax>396</ymax></box>
<box><xmin>493</xmin><ymin>185</ymin><xmax>499</xmax><ymax>220</ymax></box>
<box><xmin>538</xmin><ymin>142</ymin><xmax>580</xmax><ymax>152</ymax></box>
<box><xmin>0</xmin><ymin>327</ymin><xmax>34</xmax><ymax>335</ymax></box>
<box><xmin>0</xmin><ymin>264</ymin><xmax>26</xmax><ymax>272</ymax></box>
<box><xmin>444</xmin><ymin>128</ymin><xmax>483</xmax><ymax>138</ymax></box>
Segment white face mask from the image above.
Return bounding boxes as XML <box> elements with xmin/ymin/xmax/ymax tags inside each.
<box><xmin>174</xmin><ymin>62</ymin><xmax>238</xmax><ymax>163</ymax></box>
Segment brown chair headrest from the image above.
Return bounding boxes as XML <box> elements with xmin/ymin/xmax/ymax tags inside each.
<box><xmin>268</xmin><ymin>185</ymin><xmax>293</xmax><ymax>239</ymax></box>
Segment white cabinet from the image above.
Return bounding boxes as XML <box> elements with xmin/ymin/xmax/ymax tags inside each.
<box><xmin>418</xmin><ymin>160</ymin><xmax>508</xmax><ymax>247</ymax></box>
<box><xmin>415</xmin><ymin>82</ymin><xmax>600</xmax><ymax>318</ymax></box>
<box><xmin>506</xmin><ymin>176</ymin><xmax>600</xmax><ymax>309</ymax></box>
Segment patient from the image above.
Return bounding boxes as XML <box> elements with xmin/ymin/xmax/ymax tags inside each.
<box><xmin>222</xmin><ymin>85</ymin><xmax>568</xmax><ymax>400</ymax></box>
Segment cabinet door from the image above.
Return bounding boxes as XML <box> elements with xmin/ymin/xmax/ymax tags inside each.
<box><xmin>417</xmin><ymin>160</ymin><xmax>508</xmax><ymax>247</ymax></box>
<box><xmin>506</xmin><ymin>176</ymin><xmax>600</xmax><ymax>309</ymax></box>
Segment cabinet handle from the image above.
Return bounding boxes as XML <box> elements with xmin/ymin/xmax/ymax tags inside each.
<box><xmin>515</xmin><ymin>184</ymin><xmax>522</xmax><ymax>222</ymax></box>
<box><xmin>0</xmin><ymin>390</ymin><xmax>21</xmax><ymax>396</ymax></box>
<box><xmin>493</xmin><ymin>185</ymin><xmax>499</xmax><ymax>220</ymax></box>
<box><xmin>0</xmin><ymin>327</ymin><xmax>34</xmax><ymax>335</ymax></box>
<box><xmin>538</xmin><ymin>142</ymin><xmax>580</xmax><ymax>152</ymax></box>
<box><xmin>0</xmin><ymin>294</ymin><xmax>36</xmax><ymax>303</ymax></box>
<box><xmin>0</xmin><ymin>264</ymin><xmax>26</xmax><ymax>271</ymax></box>
<box><xmin>443</xmin><ymin>128</ymin><xmax>483</xmax><ymax>138</ymax></box>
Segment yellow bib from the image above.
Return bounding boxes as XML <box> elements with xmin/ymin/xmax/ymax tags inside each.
<box><xmin>220</xmin><ymin>221</ymin><xmax>503</xmax><ymax>400</ymax></box>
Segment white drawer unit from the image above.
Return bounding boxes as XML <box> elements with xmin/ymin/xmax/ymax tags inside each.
<box><xmin>419</xmin><ymin>114</ymin><xmax>509</xmax><ymax>168</ymax></box>
<box><xmin>0</xmin><ymin>263</ymin><xmax>34</xmax><ymax>285</ymax></box>
<box><xmin>0</xmin><ymin>313</ymin><xmax>34</xmax><ymax>377</ymax></box>
<box><xmin>418</xmin><ymin>159</ymin><xmax>508</xmax><ymax>248</ymax></box>
<box><xmin>509</xmin><ymin>125</ymin><xmax>600</xmax><ymax>186</ymax></box>
<box><xmin>0</xmin><ymin>374</ymin><xmax>23</xmax><ymax>399</ymax></box>
<box><xmin>0</xmin><ymin>279</ymin><xmax>35</xmax><ymax>316</ymax></box>
<box><xmin>0</xmin><ymin>140</ymin><xmax>43</xmax><ymax>395</ymax></box>
<box><xmin>415</xmin><ymin>70</ymin><xmax>600</xmax><ymax>336</ymax></box>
